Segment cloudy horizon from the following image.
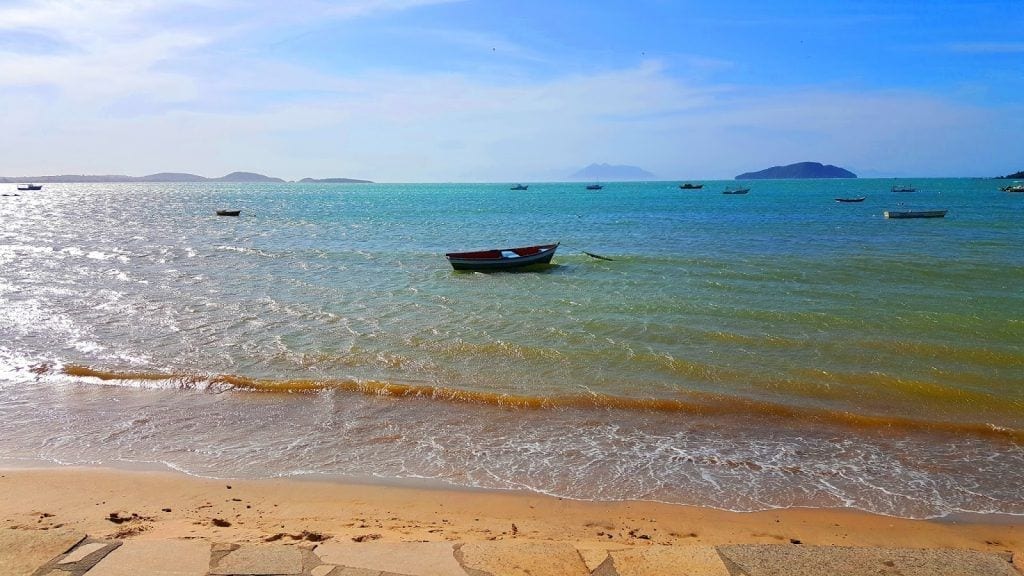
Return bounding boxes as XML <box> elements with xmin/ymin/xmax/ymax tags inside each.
<box><xmin>2</xmin><ymin>0</ymin><xmax>1022</xmax><ymax>182</ymax></box>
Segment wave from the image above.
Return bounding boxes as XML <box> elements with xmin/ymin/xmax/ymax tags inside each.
<box><xmin>59</xmin><ymin>364</ymin><xmax>1023</xmax><ymax>442</ymax></box>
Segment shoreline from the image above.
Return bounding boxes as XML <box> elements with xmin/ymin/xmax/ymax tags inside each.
<box><xmin>1</xmin><ymin>465</ymin><xmax>1019</xmax><ymax>561</ymax></box>
<box><xmin>6</xmin><ymin>456</ymin><xmax>1022</xmax><ymax>524</ymax></box>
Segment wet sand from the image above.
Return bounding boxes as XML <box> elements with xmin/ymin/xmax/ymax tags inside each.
<box><xmin>0</xmin><ymin>466</ymin><xmax>1019</xmax><ymax>566</ymax></box>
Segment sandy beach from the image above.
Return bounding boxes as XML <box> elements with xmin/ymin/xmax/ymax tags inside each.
<box><xmin>1</xmin><ymin>466</ymin><xmax>1019</xmax><ymax>564</ymax></box>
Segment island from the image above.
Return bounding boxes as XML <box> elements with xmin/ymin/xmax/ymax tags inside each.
<box><xmin>0</xmin><ymin>172</ymin><xmax>371</xmax><ymax>183</ymax></box>
<box><xmin>299</xmin><ymin>177</ymin><xmax>373</xmax><ymax>184</ymax></box>
<box><xmin>735</xmin><ymin>162</ymin><xmax>856</xmax><ymax>180</ymax></box>
<box><xmin>996</xmin><ymin>170</ymin><xmax>1024</xmax><ymax>179</ymax></box>
<box><xmin>570</xmin><ymin>163</ymin><xmax>657</xmax><ymax>181</ymax></box>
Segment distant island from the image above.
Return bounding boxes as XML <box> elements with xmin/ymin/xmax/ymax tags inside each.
<box><xmin>736</xmin><ymin>162</ymin><xmax>857</xmax><ymax>180</ymax></box>
<box><xmin>996</xmin><ymin>170</ymin><xmax>1024</xmax><ymax>179</ymax></box>
<box><xmin>570</xmin><ymin>163</ymin><xmax>657</xmax><ymax>181</ymax></box>
<box><xmin>298</xmin><ymin>177</ymin><xmax>374</xmax><ymax>184</ymax></box>
<box><xmin>0</xmin><ymin>171</ymin><xmax>372</xmax><ymax>184</ymax></box>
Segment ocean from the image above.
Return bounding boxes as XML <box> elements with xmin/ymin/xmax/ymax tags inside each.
<box><xmin>1</xmin><ymin>179</ymin><xmax>1021</xmax><ymax>519</ymax></box>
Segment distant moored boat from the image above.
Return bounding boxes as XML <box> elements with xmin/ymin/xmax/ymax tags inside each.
<box><xmin>835</xmin><ymin>197</ymin><xmax>866</xmax><ymax>202</ymax></box>
<box><xmin>679</xmin><ymin>183</ymin><xmax>703</xmax><ymax>189</ymax></box>
<box><xmin>216</xmin><ymin>210</ymin><xmax>241</xmax><ymax>216</ymax></box>
<box><xmin>891</xmin><ymin>184</ymin><xmax>916</xmax><ymax>192</ymax></box>
<box><xmin>17</xmin><ymin>184</ymin><xmax>42</xmax><ymax>191</ymax></box>
<box><xmin>884</xmin><ymin>210</ymin><xmax>947</xmax><ymax>219</ymax></box>
<box><xmin>586</xmin><ymin>184</ymin><xmax>603</xmax><ymax>190</ymax></box>
<box><xmin>723</xmin><ymin>187</ymin><xmax>750</xmax><ymax>194</ymax></box>
<box><xmin>510</xmin><ymin>184</ymin><xmax>528</xmax><ymax>190</ymax></box>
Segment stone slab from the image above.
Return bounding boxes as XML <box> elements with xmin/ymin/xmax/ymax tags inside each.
<box><xmin>84</xmin><ymin>539</ymin><xmax>211</xmax><ymax>576</ymax></box>
<box><xmin>456</xmin><ymin>541</ymin><xmax>589</xmax><ymax>576</ymax></box>
<box><xmin>210</xmin><ymin>544</ymin><xmax>303</xmax><ymax>575</ymax></box>
<box><xmin>575</xmin><ymin>547</ymin><xmax>614</xmax><ymax>573</ymax></box>
<box><xmin>0</xmin><ymin>530</ymin><xmax>83</xmax><ymax>576</ymax></box>
<box><xmin>336</xmin><ymin>568</ymin><xmax>383</xmax><ymax>576</ymax></box>
<box><xmin>595</xmin><ymin>546</ymin><xmax>730</xmax><ymax>576</ymax></box>
<box><xmin>717</xmin><ymin>545</ymin><xmax>1019</xmax><ymax>576</ymax></box>
<box><xmin>59</xmin><ymin>542</ymin><xmax>110</xmax><ymax>564</ymax></box>
<box><xmin>310</xmin><ymin>566</ymin><xmax>339</xmax><ymax>576</ymax></box>
<box><xmin>315</xmin><ymin>541</ymin><xmax>462</xmax><ymax>576</ymax></box>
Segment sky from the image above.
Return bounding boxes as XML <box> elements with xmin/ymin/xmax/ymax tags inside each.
<box><xmin>1</xmin><ymin>0</ymin><xmax>1022</xmax><ymax>182</ymax></box>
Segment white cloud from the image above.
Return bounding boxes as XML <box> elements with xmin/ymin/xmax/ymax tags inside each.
<box><xmin>0</xmin><ymin>1</ymin><xmax>1019</xmax><ymax>180</ymax></box>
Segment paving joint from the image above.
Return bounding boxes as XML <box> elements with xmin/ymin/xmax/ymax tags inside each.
<box><xmin>8</xmin><ymin>536</ymin><xmax>1021</xmax><ymax>576</ymax></box>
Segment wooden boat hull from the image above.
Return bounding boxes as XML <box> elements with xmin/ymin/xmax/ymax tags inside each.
<box><xmin>723</xmin><ymin>189</ymin><xmax>749</xmax><ymax>194</ymax></box>
<box><xmin>586</xmin><ymin>185</ymin><xmax>603</xmax><ymax>190</ymax></box>
<box><xmin>679</xmin><ymin>184</ymin><xmax>703</xmax><ymax>189</ymax></box>
<box><xmin>835</xmin><ymin>197</ymin><xmax>866</xmax><ymax>202</ymax></box>
<box><xmin>216</xmin><ymin>210</ymin><xmax>241</xmax><ymax>216</ymax></box>
<box><xmin>884</xmin><ymin>210</ymin><xmax>947</xmax><ymax>219</ymax></box>
<box><xmin>510</xmin><ymin>185</ymin><xmax>528</xmax><ymax>190</ymax></box>
<box><xmin>446</xmin><ymin>243</ymin><xmax>558</xmax><ymax>271</ymax></box>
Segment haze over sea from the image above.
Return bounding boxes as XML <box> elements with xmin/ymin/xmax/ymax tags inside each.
<box><xmin>1</xmin><ymin>179</ymin><xmax>1021</xmax><ymax>519</ymax></box>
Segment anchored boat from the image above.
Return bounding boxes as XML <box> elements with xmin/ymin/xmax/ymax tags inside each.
<box><xmin>445</xmin><ymin>243</ymin><xmax>559</xmax><ymax>271</ymax></box>
<box><xmin>884</xmin><ymin>210</ymin><xmax>947</xmax><ymax>219</ymax></box>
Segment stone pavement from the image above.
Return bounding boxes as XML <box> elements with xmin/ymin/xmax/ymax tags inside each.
<box><xmin>6</xmin><ymin>533</ymin><xmax>1020</xmax><ymax>576</ymax></box>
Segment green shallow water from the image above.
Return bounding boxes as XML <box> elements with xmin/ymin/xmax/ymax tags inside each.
<box><xmin>0</xmin><ymin>179</ymin><xmax>1021</xmax><ymax>517</ymax></box>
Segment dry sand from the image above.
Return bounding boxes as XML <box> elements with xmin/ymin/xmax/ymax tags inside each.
<box><xmin>0</xmin><ymin>466</ymin><xmax>1019</xmax><ymax>560</ymax></box>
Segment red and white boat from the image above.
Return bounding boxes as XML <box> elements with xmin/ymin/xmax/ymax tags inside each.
<box><xmin>445</xmin><ymin>243</ymin><xmax>559</xmax><ymax>271</ymax></box>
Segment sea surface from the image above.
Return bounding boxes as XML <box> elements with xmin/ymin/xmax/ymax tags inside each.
<box><xmin>1</xmin><ymin>179</ymin><xmax>1021</xmax><ymax>519</ymax></box>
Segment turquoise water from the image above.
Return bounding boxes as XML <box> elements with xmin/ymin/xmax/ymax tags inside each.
<box><xmin>1</xmin><ymin>179</ymin><xmax>1021</xmax><ymax>517</ymax></box>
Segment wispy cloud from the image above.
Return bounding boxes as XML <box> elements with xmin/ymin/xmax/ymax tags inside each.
<box><xmin>0</xmin><ymin>1</ymin><xmax>1020</xmax><ymax>180</ymax></box>
<box><xmin>392</xmin><ymin>26</ymin><xmax>547</xmax><ymax>64</ymax></box>
<box><xmin>947</xmin><ymin>42</ymin><xmax>1024</xmax><ymax>54</ymax></box>
<box><xmin>7</xmin><ymin>54</ymin><xmax>1017</xmax><ymax>180</ymax></box>
<box><xmin>319</xmin><ymin>0</ymin><xmax>465</xmax><ymax>19</ymax></box>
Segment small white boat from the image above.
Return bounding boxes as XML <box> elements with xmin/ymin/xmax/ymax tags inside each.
<box><xmin>17</xmin><ymin>184</ymin><xmax>42</xmax><ymax>191</ymax></box>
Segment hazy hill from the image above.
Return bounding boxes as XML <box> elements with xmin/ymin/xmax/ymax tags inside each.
<box><xmin>1</xmin><ymin>171</ymin><xmax>368</xmax><ymax>183</ymax></box>
<box><xmin>0</xmin><ymin>174</ymin><xmax>141</xmax><ymax>183</ymax></box>
<box><xmin>298</xmin><ymin>177</ymin><xmax>374</xmax><ymax>183</ymax></box>
<box><xmin>570</xmin><ymin>163</ymin><xmax>657</xmax><ymax>181</ymax></box>
<box><xmin>997</xmin><ymin>170</ymin><xmax>1024</xmax><ymax>179</ymax></box>
<box><xmin>141</xmin><ymin>172</ymin><xmax>207</xmax><ymax>182</ymax></box>
<box><xmin>211</xmin><ymin>171</ymin><xmax>285</xmax><ymax>183</ymax></box>
<box><xmin>736</xmin><ymin>162</ymin><xmax>857</xmax><ymax>179</ymax></box>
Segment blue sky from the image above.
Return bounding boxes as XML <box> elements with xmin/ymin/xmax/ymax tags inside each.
<box><xmin>1</xmin><ymin>0</ymin><xmax>1021</xmax><ymax>181</ymax></box>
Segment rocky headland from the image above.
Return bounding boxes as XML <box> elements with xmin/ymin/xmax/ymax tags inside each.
<box><xmin>736</xmin><ymin>162</ymin><xmax>856</xmax><ymax>179</ymax></box>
